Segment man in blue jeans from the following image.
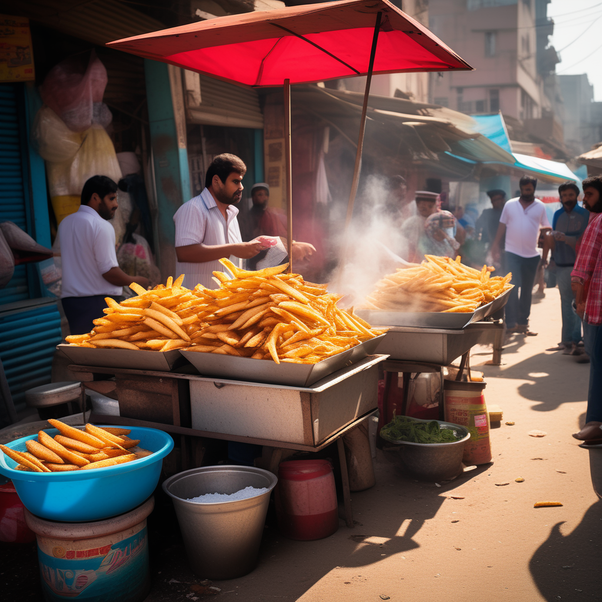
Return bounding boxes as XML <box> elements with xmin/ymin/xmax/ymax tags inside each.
<box><xmin>491</xmin><ymin>176</ymin><xmax>551</xmax><ymax>336</ymax></box>
<box><xmin>542</xmin><ymin>181</ymin><xmax>589</xmax><ymax>356</ymax></box>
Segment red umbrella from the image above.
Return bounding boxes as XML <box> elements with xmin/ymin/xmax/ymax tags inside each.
<box><xmin>108</xmin><ymin>0</ymin><xmax>472</xmax><ymax>265</ymax></box>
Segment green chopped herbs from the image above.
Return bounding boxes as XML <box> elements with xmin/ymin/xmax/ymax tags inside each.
<box><xmin>381</xmin><ymin>416</ymin><xmax>462</xmax><ymax>444</ymax></box>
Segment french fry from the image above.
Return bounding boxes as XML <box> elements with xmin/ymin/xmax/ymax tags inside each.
<box><xmin>101</xmin><ymin>427</ymin><xmax>131</xmax><ymax>436</ymax></box>
<box><xmin>80</xmin><ymin>454</ymin><xmax>137</xmax><ymax>470</ymax></box>
<box><xmin>90</xmin><ymin>339</ymin><xmax>139</xmax><ymax>350</ymax></box>
<box><xmin>47</xmin><ymin>419</ymin><xmax>106</xmax><ymax>449</ymax></box>
<box><xmin>85</xmin><ymin>424</ymin><xmax>126</xmax><ymax>449</ymax></box>
<box><xmin>0</xmin><ymin>445</ymin><xmax>45</xmax><ymax>472</ymax></box>
<box><xmin>21</xmin><ymin>452</ymin><xmax>52</xmax><ymax>472</ymax></box>
<box><xmin>38</xmin><ymin>431</ymin><xmax>90</xmax><ymax>467</ymax></box>
<box><xmin>54</xmin><ymin>435</ymin><xmax>100</xmax><ymax>455</ymax></box>
<box><xmin>45</xmin><ymin>463</ymin><xmax>80</xmax><ymax>472</ymax></box>
<box><xmin>26</xmin><ymin>439</ymin><xmax>64</xmax><ymax>464</ymax></box>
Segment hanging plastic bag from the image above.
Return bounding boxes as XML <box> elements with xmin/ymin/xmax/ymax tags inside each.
<box><xmin>31</xmin><ymin>106</ymin><xmax>83</xmax><ymax>164</ymax></box>
<box><xmin>117</xmin><ymin>233</ymin><xmax>161</xmax><ymax>287</ymax></box>
<box><xmin>0</xmin><ymin>228</ymin><xmax>15</xmax><ymax>289</ymax></box>
<box><xmin>39</xmin><ymin>51</ymin><xmax>110</xmax><ymax>132</ymax></box>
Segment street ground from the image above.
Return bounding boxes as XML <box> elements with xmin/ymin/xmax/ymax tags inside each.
<box><xmin>1</xmin><ymin>287</ymin><xmax>600</xmax><ymax>601</ymax></box>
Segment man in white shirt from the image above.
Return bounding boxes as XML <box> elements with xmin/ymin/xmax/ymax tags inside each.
<box><xmin>491</xmin><ymin>175</ymin><xmax>551</xmax><ymax>335</ymax></box>
<box><xmin>59</xmin><ymin>176</ymin><xmax>149</xmax><ymax>334</ymax></box>
<box><xmin>174</xmin><ymin>154</ymin><xmax>265</xmax><ymax>289</ymax></box>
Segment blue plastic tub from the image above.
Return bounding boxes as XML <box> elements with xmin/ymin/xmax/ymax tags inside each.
<box><xmin>0</xmin><ymin>426</ymin><xmax>174</xmax><ymax>522</ymax></box>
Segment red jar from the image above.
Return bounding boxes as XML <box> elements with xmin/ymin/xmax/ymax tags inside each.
<box><xmin>0</xmin><ymin>480</ymin><xmax>36</xmax><ymax>543</ymax></box>
<box><xmin>275</xmin><ymin>460</ymin><xmax>339</xmax><ymax>541</ymax></box>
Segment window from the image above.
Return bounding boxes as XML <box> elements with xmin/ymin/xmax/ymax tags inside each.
<box><xmin>485</xmin><ymin>32</ymin><xmax>496</xmax><ymax>57</ymax></box>
<box><xmin>489</xmin><ymin>89</ymin><xmax>500</xmax><ymax>112</ymax></box>
<box><xmin>475</xmin><ymin>100</ymin><xmax>486</xmax><ymax>113</ymax></box>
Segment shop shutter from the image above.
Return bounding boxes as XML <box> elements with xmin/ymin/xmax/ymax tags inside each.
<box><xmin>0</xmin><ymin>302</ymin><xmax>63</xmax><ymax>407</ymax></box>
<box><xmin>0</xmin><ymin>83</ymin><xmax>29</xmax><ymax>305</ymax></box>
<box><xmin>186</xmin><ymin>74</ymin><xmax>264</xmax><ymax>129</ymax></box>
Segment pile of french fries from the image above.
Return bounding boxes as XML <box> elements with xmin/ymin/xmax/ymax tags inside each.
<box><xmin>0</xmin><ymin>420</ymin><xmax>150</xmax><ymax>473</ymax></box>
<box><xmin>65</xmin><ymin>260</ymin><xmax>385</xmax><ymax>364</ymax></box>
<box><xmin>361</xmin><ymin>255</ymin><xmax>513</xmax><ymax>313</ymax></box>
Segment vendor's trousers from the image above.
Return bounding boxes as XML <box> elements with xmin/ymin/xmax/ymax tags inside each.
<box><xmin>504</xmin><ymin>252</ymin><xmax>540</xmax><ymax>329</ymax></box>
<box><xmin>583</xmin><ymin>320</ymin><xmax>602</xmax><ymax>424</ymax></box>
<box><xmin>556</xmin><ymin>266</ymin><xmax>582</xmax><ymax>344</ymax></box>
<box><xmin>61</xmin><ymin>295</ymin><xmax>120</xmax><ymax>335</ymax></box>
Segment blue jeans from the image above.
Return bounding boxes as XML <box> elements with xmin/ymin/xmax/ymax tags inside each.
<box><xmin>505</xmin><ymin>252</ymin><xmax>540</xmax><ymax>329</ymax></box>
<box><xmin>583</xmin><ymin>320</ymin><xmax>602</xmax><ymax>423</ymax></box>
<box><xmin>556</xmin><ymin>266</ymin><xmax>582</xmax><ymax>344</ymax></box>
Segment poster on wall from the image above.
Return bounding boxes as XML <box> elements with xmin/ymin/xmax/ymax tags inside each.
<box><xmin>0</xmin><ymin>15</ymin><xmax>35</xmax><ymax>82</ymax></box>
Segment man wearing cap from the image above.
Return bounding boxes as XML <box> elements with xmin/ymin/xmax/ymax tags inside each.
<box><xmin>399</xmin><ymin>190</ymin><xmax>439</xmax><ymax>262</ymax></box>
<box><xmin>240</xmin><ymin>182</ymin><xmax>287</xmax><ymax>242</ymax></box>
<box><xmin>239</xmin><ymin>182</ymin><xmax>316</xmax><ymax>268</ymax></box>
<box><xmin>490</xmin><ymin>176</ymin><xmax>551</xmax><ymax>336</ymax></box>
<box><xmin>476</xmin><ymin>189</ymin><xmax>507</xmax><ymax>272</ymax></box>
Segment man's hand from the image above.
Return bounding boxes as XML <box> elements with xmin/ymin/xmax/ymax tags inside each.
<box><xmin>233</xmin><ymin>240</ymin><xmax>266</xmax><ymax>259</ymax></box>
<box><xmin>132</xmin><ymin>276</ymin><xmax>149</xmax><ymax>289</ymax></box>
<box><xmin>291</xmin><ymin>242</ymin><xmax>316</xmax><ymax>263</ymax></box>
<box><xmin>553</xmin><ymin>231</ymin><xmax>566</xmax><ymax>242</ymax></box>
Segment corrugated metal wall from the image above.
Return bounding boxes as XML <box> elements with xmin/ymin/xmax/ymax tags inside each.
<box><xmin>0</xmin><ymin>84</ymin><xmax>29</xmax><ymax>305</ymax></box>
<box><xmin>0</xmin><ymin>303</ymin><xmax>63</xmax><ymax>406</ymax></box>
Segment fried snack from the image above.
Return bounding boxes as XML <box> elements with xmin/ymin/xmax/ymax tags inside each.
<box><xmin>48</xmin><ymin>419</ymin><xmax>106</xmax><ymax>449</ymax></box>
<box><xmin>361</xmin><ymin>255</ymin><xmax>513</xmax><ymax>313</ymax></box>
<box><xmin>38</xmin><ymin>431</ymin><xmax>90</xmax><ymax>467</ymax></box>
<box><xmin>0</xmin><ymin>422</ymin><xmax>150</xmax><ymax>473</ymax></box>
<box><xmin>0</xmin><ymin>444</ymin><xmax>45</xmax><ymax>472</ymax></box>
<box><xmin>26</xmin><ymin>439</ymin><xmax>64</xmax><ymax>464</ymax></box>
<box><xmin>80</xmin><ymin>454</ymin><xmax>137</xmax><ymax>470</ymax></box>
<box><xmin>63</xmin><ymin>263</ymin><xmax>385</xmax><ymax>363</ymax></box>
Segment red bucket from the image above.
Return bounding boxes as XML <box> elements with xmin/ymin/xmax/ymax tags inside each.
<box><xmin>0</xmin><ymin>480</ymin><xmax>36</xmax><ymax>543</ymax></box>
<box><xmin>275</xmin><ymin>460</ymin><xmax>339</xmax><ymax>540</ymax></box>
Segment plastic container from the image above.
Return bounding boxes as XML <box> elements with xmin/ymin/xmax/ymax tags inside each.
<box><xmin>0</xmin><ymin>480</ymin><xmax>36</xmax><ymax>543</ymax></box>
<box><xmin>444</xmin><ymin>380</ymin><xmax>492</xmax><ymax>465</ymax></box>
<box><xmin>25</xmin><ymin>497</ymin><xmax>154</xmax><ymax>602</ymax></box>
<box><xmin>162</xmin><ymin>465</ymin><xmax>277</xmax><ymax>580</ymax></box>
<box><xmin>275</xmin><ymin>460</ymin><xmax>339</xmax><ymax>540</ymax></box>
<box><xmin>0</xmin><ymin>426</ymin><xmax>174</xmax><ymax>522</ymax></box>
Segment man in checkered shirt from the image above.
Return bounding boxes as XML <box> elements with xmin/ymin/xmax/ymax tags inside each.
<box><xmin>571</xmin><ymin>176</ymin><xmax>602</xmax><ymax>441</ymax></box>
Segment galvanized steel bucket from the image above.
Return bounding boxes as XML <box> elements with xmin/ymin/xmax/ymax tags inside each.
<box><xmin>162</xmin><ymin>466</ymin><xmax>277</xmax><ymax>580</ymax></box>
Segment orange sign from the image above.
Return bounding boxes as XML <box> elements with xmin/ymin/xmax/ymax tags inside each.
<box><xmin>0</xmin><ymin>14</ymin><xmax>34</xmax><ymax>82</ymax></box>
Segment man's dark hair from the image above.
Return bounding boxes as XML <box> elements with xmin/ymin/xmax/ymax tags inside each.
<box><xmin>582</xmin><ymin>175</ymin><xmax>602</xmax><ymax>213</ymax></box>
<box><xmin>519</xmin><ymin>175</ymin><xmax>538</xmax><ymax>189</ymax></box>
<box><xmin>558</xmin><ymin>181</ymin><xmax>580</xmax><ymax>196</ymax></box>
<box><xmin>81</xmin><ymin>175</ymin><xmax>118</xmax><ymax>205</ymax></box>
<box><xmin>486</xmin><ymin>189</ymin><xmax>506</xmax><ymax>199</ymax></box>
<box><xmin>205</xmin><ymin>153</ymin><xmax>246</xmax><ymax>189</ymax></box>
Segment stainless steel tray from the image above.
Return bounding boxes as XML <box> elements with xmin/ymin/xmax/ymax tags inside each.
<box><xmin>373</xmin><ymin>325</ymin><xmax>489</xmax><ymax>364</ymax></box>
<box><xmin>181</xmin><ymin>334</ymin><xmax>386</xmax><ymax>387</ymax></box>
<box><xmin>356</xmin><ymin>288</ymin><xmax>512</xmax><ymax>330</ymax></box>
<box><xmin>57</xmin><ymin>344</ymin><xmax>185</xmax><ymax>372</ymax></box>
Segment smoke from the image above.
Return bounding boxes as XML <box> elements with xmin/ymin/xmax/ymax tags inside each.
<box><xmin>327</xmin><ymin>174</ymin><xmax>414</xmax><ymax>308</ymax></box>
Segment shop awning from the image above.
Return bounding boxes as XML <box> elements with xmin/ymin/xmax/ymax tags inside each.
<box><xmin>471</xmin><ymin>114</ymin><xmax>579</xmax><ymax>184</ymax></box>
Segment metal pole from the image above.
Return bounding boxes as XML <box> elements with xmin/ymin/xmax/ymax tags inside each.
<box><xmin>344</xmin><ymin>11</ymin><xmax>382</xmax><ymax>229</ymax></box>
<box><xmin>284</xmin><ymin>78</ymin><xmax>293</xmax><ymax>272</ymax></box>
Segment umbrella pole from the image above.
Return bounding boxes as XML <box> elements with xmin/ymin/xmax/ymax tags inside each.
<box><xmin>284</xmin><ymin>78</ymin><xmax>293</xmax><ymax>272</ymax></box>
<box><xmin>344</xmin><ymin>11</ymin><xmax>382</xmax><ymax>230</ymax></box>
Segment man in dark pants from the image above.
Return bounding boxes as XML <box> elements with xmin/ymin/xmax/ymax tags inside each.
<box><xmin>572</xmin><ymin>176</ymin><xmax>602</xmax><ymax>442</ymax></box>
<box><xmin>490</xmin><ymin>176</ymin><xmax>551</xmax><ymax>336</ymax></box>
<box><xmin>58</xmin><ymin>175</ymin><xmax>149</xmax><ymax>334</ymax></box>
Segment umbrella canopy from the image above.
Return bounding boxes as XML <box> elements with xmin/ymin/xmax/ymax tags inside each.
<box><xmin>107</xmin><ymin>0</ymin><xmax>472</xmax><ymax>87</ymax></box>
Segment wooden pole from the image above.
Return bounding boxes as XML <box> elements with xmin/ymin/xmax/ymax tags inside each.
<box><xmin>284</xmin><ymin>78</ymin><xmax>293</xmax><ymax>272</ymax></box>
<box><xmin>343</xmin><ymin>11</ymin><xmax>382</xmax><ymax>230</ymax></box>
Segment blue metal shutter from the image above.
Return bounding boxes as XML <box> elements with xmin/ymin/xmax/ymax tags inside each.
<box><xmin>0</xmin><ymin>303</ymin><xmax>63</xmax><ymax>406</ymax></box>
<box><xmin>0</xmin><ymin>83</ymin><xmax>29</xmax><ymax>304</ymax></box>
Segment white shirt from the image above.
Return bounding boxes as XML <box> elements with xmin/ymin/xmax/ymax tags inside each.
<box><xmin>174</xmin><ymin>188</ymin><xmax>242</xmax><ymax>289</ymax></box>
<box><xmin>500</xmin><ymin>197</ymin><xmax>550</xmax><ymax>258</ymax></box>
<box><xmin>58</xmin><ymin>205</ymin><xmax>122</xmax><ymax>298</ymax></box>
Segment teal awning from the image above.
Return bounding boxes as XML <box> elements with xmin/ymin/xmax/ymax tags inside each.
<box><xmin>471</xmin><ymin>114</ymin><xmax>579</xmax><ymax>184</ymax></box>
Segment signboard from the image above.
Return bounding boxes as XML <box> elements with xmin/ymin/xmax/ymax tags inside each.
<box><xmin>0</xmin><ymin>15</ymin><xmax>34</xmax><ymax>82</ymax></box>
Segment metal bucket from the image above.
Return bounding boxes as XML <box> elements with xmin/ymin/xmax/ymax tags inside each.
<box><xmin>162</xmin><ymin>466</ymin><xmax>278</xmax><ymax>580</ymax></box>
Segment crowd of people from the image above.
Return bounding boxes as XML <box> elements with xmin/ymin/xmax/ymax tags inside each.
<box><xmin>57</xmin><ymin>156</ymin><xmax>602</xmax><ymax>445</ymax></box>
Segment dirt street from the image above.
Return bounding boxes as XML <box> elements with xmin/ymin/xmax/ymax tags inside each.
<box><xmin>2</xmin><ymin>288</ymin><xmax>600</xmax><ymax>602</ymax></box>
<box><xmin>190</xmin><ymin>287</ymin><xmax>600</xmax><ymax>602</ymax></box>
